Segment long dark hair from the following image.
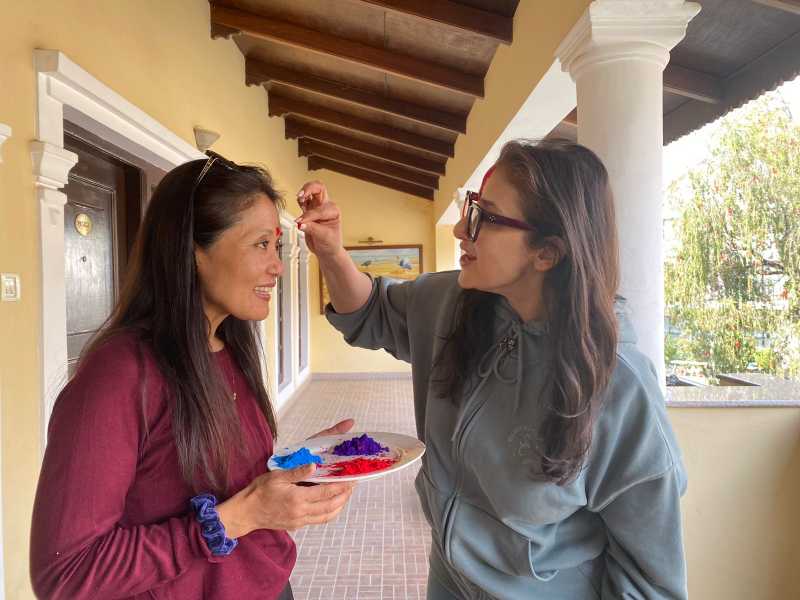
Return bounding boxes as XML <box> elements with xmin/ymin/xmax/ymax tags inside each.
<box><xmin>82</xmin><ymin>156</ymin><xmax>283</xmax><ymax>494</ymax></box>
<box><xmin>435</xmin><ymin>139</ymin><xmax>620</xmax><ymax>484</ymax></box>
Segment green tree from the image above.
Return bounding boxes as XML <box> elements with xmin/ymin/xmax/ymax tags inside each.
<box><xmin>665</xmin><ymin>92</ymin><xmax>800</xmax><ymax>378</ymax></box>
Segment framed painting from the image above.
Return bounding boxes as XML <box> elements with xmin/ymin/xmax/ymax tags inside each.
<box><xmin>319</xmin><ymin>244</ymin><xmax>423</xmax><ymax>313</ymax></box>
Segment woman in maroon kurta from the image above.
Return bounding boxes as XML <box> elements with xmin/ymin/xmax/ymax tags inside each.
<box><xmin>30</xmin><ymin>153</ymin><xmax>354</xmax><ymax>599</ymax></box>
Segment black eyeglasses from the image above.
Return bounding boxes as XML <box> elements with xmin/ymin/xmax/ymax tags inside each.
<box><xmin>461</xmin><ymin>191</ymin><xmax>539</xmax><ymax>242</ymax></box>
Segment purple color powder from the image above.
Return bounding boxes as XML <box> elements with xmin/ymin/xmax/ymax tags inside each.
<box><xmin>272</xmin><ymin>447</ymin><xmax>323</xmax><ymax>469</ymax></box>
<box><xmin>332</xmin><ymin>434</ymin><xmax>389</xmax><ymax>457</ymax></box>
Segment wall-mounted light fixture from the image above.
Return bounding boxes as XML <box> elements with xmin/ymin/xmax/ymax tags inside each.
<box><xmin>193</xmin><ymin>126</ymin><xmax>221</xmax><ymax>153</ymax></box>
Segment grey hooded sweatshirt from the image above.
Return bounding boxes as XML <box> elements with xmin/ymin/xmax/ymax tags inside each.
<box><xmin>326</xmin><ymin>271</ymin><xmax>688</xmax><ymax>600</ymax></box>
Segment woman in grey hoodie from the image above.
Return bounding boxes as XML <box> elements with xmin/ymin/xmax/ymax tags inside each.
<box><xmin>295</xmin><ymin>139</ymin><xmax>688</xmax><ymax>600</ymax></box>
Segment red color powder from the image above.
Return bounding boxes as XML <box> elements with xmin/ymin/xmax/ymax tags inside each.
<box><xmin>327</xmin><ymin>457</ymin><xmax>397</xmax><ymax>476</ymax></box>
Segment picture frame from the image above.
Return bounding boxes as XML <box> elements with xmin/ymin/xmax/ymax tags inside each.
<box><xmin>319</xmin><ymin>244</ymin><xmax>423</xmax><ymax>313</ymax></box>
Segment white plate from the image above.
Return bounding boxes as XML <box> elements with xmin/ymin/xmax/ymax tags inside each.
<box><xmin>268</xmin><ymin>431</ymin><xmax>425</xmax><ymax>483</ymax></box>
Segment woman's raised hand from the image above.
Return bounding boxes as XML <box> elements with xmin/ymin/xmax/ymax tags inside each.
<box><xmin>296</xmin><ymin>181</ymin><xmax>343</xmax><ymax>259</ymax></box>
<box><xmin>217</xmin><ymin>464</ymin><xmax>355</xmax><ymax>538</ymax></box>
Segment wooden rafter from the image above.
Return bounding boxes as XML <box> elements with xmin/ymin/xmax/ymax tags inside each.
<box><xmin>210</xmin><ymin>22</ymin><xmax>239</xmax><ymax>39</ymax></box>
<box><xmin>210</xmin><ymin>4</ymin><xmax>484</xmax><ymax>97</ymax></box>
<box><xmin>664</xmin><ymin>65</ymin><xmax>723</xmax><ymax>104</ymax></box>
<box><xmin>246</xmin><ymin>59</ymin><xmax>467</xmax><ymax>134</ymax></box>
<box><xmin>298</xmin><ymin>139</ymin><xmax>439</xmax><ymax>189</ymax></box>
<box><xmin>269</xmin><ymin>93</ymin><xmax>454</xmax><ymax>158</ymax></box>
<box><xmin>286</xmin><ymin>118</ymin><xmax>446</xmax><ymax>176</ymax></box>
<box><xmin>308</xmin><ymin>156</ymin><xmax>435</xmax><ymax>200</ymax></box>
<box><xmin>354</xmin><ymin>0</ymin><xmax>513</xmax><ymax>44</ymax></box>
<box><xmin>752</xmin><ymin>0</ymin><xmax>800</xmax><ymax>15</ymax></box>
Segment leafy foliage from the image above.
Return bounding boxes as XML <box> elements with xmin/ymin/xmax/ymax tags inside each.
<box><xmin>665</xmin><ymin>92</ymin><xmax>800</xmax><ymax>378</ymax></box>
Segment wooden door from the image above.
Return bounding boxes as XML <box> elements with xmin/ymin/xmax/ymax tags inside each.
<box><xmin>63</xmin><ymin>134</ymin><xmax>139</xmax><ymax>376</ymax></box>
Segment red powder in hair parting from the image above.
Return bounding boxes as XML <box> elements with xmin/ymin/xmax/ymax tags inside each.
<box><xmin>479</xmin><ymin>164</ymin><xmax>496</xmax><ymax>195</ymax></box>
<box><xmin>327</xmin><ymin>457</ymin><xmax>397</xmax><ymax>476</ymax></box>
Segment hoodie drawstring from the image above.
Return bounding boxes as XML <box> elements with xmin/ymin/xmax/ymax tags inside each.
<box><xmin>451</xmin><ymin>322</ymin><xmax>525</xmax><ymax>443</ymax></box>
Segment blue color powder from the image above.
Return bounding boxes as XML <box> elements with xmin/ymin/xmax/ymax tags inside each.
<box><xmin>272</xmin><ymin>447</ymin><xmax>323</xmax><ymax>469</ymax></box>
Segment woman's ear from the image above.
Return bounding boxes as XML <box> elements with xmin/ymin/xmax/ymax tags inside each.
<box><xmin>533</xmin><ymin>237</ymin><xmax>566</xmax><ymax>272</ymax></box>
<box><xmin>194</xmin><ymin>244</ymin><xmax>208</xmax><ymax>273</ymax></box>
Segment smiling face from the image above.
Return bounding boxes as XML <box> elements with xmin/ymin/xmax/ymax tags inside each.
<box><xmin>455</xmin><ymin>167</ymin><xmax>559</xmax><ymax>318</ymax></box>
<box><xmin>195</xmin><ymin>193</ymin><xmax>283</xmax><ymax>325</ymax></box>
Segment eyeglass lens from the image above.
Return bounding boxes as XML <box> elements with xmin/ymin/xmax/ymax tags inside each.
<box><xmin>467</xmin><ymin>203</ymin><xmax>481</xmax><ymax>241</ymax></box>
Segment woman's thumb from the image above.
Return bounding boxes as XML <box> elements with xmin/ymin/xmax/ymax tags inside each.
<box><xmin>281</xmin><ymin>463</ymin><xmax>317</xmax><ymax>483</ymax></box>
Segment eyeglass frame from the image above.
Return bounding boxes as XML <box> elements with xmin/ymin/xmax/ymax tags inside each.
<box><xmin>461</xmin><ymin>190</ymin><xmax>539</xmax><ymax>242</ymax></box>
<box><xmin>189</xmin><ymin>150</ymin><xmax>283</xmax><ymax>249</ymax></box>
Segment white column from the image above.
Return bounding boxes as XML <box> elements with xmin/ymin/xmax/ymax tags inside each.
<box><xmin>556</xmin><ymin>0</ymin><xmax>700</xmax><ymax>382</ymax></box>
<box><xmin>30</xmin><ymin>141</ymin><xmax>78</xmax><ymax>446</ymax></box>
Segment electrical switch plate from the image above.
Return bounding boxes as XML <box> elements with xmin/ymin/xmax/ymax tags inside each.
<box><xmin>1</xmin><ymin>273</ymin><xmax>21</xmax><ymax>301</ymax></box>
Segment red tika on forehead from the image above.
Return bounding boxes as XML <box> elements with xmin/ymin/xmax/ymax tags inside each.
<box><xmin>275</xmin><ymin>227</ymin><xmax>283</xmax><ymax>238</ymax></box>
<box><xmin>480</xmin><ymin>165</ymin><xmax>496</xmax><ymax>195</ymax></box>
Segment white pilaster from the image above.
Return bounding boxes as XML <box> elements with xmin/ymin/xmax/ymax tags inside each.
<box><xmin>30</xmin><ymin>141</ymin><xmax>78</xmax><ymax>434</ymax></box>
<box><xmin>296</xmin><ymin>232</ymin><xmax>311</xmax><ymax>380</ymax></box>
<box><xmin>0</xmin><ymin>124</ymin><xmax>11</xmax><ymax>163</ymax></box>
<box><xmin>556</xmin><ymin>0</ymin><xmax>700</xmax><ymax>383</ymax></box>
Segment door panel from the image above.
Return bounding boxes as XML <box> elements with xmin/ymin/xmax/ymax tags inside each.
<box><xmin>64</xmin><ymin>181</ymin><xmax>116</xmax><ymax>375</ymax></box>
<box><xmin>64</xmin><ymin>132</ymin><xmax>137</xmax><ymax>377</ymax></box>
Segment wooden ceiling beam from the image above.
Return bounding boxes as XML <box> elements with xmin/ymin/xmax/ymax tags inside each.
<box><xmin>664</xmin><ymin>64</ymin><xmax>724</xmax><ymax>104</ymax></box>
<box><xmin>308</xmin><ymin>156</ymin><xmax>435</xmax><ymax>200</ymax></box>
<box><xmin>354</xmin><ymin>0</ymin><xmax>513</xmax><ymax>44</ymax></box>
<box><xmin>298</xmin><ymin>139</ymin><xmax>439</xmax><ymax>189</ymax></box>
<box><xmin>210</xmin><ymin>22</ymin><xmax>239</xmax><ymax>40</ymax></box>
<box><xmin>269</xmin><ymin>93</ymin><xmax>454</xmax><ymax>158</ymax></box>
<box><xmin>210</xmin><ymin>4</ymin><xmax>484</xmax><ymax>97</ymax></box>
<box><xmin>285</xmin><ymin>118</ymin><xmax>446</xmax><ymax>176</ymax></box>
<box><xmin>752</xmin><ymin>0</ymin><xmax>800</xmax><ymax>15</ymax></box>
<box><xmin>286</xmin><ymin>119</ymin><xmax>446</xmax><ymax>175</ymax></box>
<box><xmin>246</xmin><ymin>59</ymin><xmax>467</xmax><ymax>134</ymax></box>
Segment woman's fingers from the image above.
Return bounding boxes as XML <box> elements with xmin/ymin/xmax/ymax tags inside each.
<box><xmin>302</xmin><ymin>503</ymin><xmax>348</xmax><ymax>526</ymax></box>
<box><xmin>296</xmin><ymin>202</ymin><xmax>339</xmax><ymax>226</ymax></box>
<box><xmin>297</xmin><ymin>181</ymin><xmax>328</xmax><ymax>210</ymax></box>
<box><xmin>308</xmin><ymin>418</ymin><xmax>356</xmax><ymax>440</ymax></box>
<box><xmin>301</xmin><ymin>490</ymin><xmax>353</xmax><ymax>519</ymax></box>
<box><xmin>299</xmin><ymin>481</ymin><xmax>355</xmax><ymax>503</ymax></box>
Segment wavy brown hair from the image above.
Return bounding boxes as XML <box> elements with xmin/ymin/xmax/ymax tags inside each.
<box><xmin>435</xmin><ymin>139</ymin><xmax>620</xmax><ymax>484</ymax></box>
<box><xmin>82</xmin><ymin>156</ymin><xmax>282</xmax><ymax>494</ymax></box>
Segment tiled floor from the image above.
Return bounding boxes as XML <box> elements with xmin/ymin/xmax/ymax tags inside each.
<box><xmin>278</xmin><ymin>377</ymin><xmax>431</xmax><ymax>600</ymax></box>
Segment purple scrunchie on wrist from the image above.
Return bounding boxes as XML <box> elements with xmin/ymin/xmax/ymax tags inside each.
<box><xmin>190</xmin><ymin>493</ymin><xmax>238</xmax><ymax>556</ymax></box>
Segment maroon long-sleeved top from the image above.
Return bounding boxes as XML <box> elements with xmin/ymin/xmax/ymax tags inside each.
<box><xmin>30</xmin><ymin>333</ymin><xmax>295</xmax><ymax>599</ymax></box>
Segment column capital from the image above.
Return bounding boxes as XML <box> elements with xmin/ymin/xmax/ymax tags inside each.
<box><xmin>30</xmin><ymin>140</ymin><xmax>78</xmax><ymax>191</ymax></box>
<box><xmin>556</xmin><ymin>0</ymin><xmax>701</xmax><ymax>79</ymax></box>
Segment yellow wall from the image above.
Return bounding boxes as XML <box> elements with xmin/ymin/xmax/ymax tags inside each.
<box><xmin>668</xmin><ymin>406</ymin><xmax>800</xmax><ymax>600</ymax></box>
<box><xmin>309</xmin><ymin>169</ymin><xmax>434</xmax><ymax>373</ymax></box>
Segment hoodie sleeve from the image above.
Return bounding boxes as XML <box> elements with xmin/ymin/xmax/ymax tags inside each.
<box><xmin>585</xmin><ymin>352</ymin><xmax>689</xmax><ymax>600</ymax></box>
<box><xmin>597</xmin><ymin>468</ymin><xmax>688</xmax><ymax>599</ymax></box>
<box><xmin>325</xmin><ymin>276</ymin><xmax>415</xmax><ymax>363</ymax></box>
